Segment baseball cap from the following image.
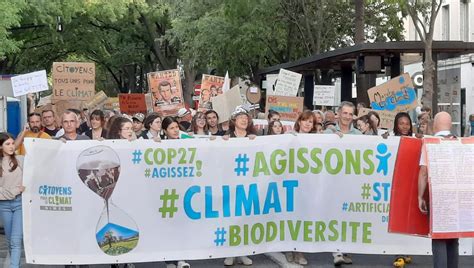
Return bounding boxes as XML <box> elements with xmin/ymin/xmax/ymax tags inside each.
<box><xmin>177</xmin><ymin>108</ymin><xmax>190</xmax><ymax>118</ymax></box>
<box><xmin>132</xmin><ymin>113</ymin><xmax>145</xmax><ymax>122</ymax></box>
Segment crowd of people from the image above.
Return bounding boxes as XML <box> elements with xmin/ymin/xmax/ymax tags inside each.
<box><xmin>0</xmin><ymin>100</ymin><xmax>473</xmax><ymax>268</ymax></box>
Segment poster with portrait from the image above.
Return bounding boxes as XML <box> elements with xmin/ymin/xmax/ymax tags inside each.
<box><xmin>199</xmin><ymin>74</ymin><xmax>224</xmax><ymax>111</ymax></box>
<box><xmin>147</xmin><ymin>69</ymin><xmax>184</xmax><ymax>116</ymax></box>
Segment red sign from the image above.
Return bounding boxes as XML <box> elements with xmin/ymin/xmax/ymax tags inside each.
<box><xmin>119</xmin><ymin>94</ymin><xmax>147</xmax><ymax>115</ymax></box>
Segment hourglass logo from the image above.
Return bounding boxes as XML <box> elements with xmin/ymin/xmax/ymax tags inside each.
<box><xmin>77</xmin><ymin>145</ymin><xmax>139</xmax><ymax>256</ymax></box>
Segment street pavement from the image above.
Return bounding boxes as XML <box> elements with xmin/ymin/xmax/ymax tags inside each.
<box><xmin>1</xmin><ymin>234</ymin><xmax>474</xmax><ymax>267</ymax></box>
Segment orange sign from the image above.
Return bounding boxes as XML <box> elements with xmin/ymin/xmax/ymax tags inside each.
<box><xmin>119</xmin><ymin>94</ymin><xmax>147</xmax><ymax>115</ymax></box>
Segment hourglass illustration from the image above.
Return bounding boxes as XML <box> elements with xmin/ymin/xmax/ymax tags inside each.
<box><xmin>76</xmin><ymin>145</ymin><xmax>139</xmax><ymax>256</ymax></box>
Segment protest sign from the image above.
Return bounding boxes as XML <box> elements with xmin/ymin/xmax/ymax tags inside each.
<box><xmin>313</xmin><ymin>85</ymin><xmax>336</xmax><ymax>106</ymax></box>
<box><xmin>83</xmin><ymin>91</ymin><xmax>108</xmax><ymax>111</ymax></box>
<box><xmin>425</xmin><ymin>137</ymin><xmax>474</xmax><ymax>239</ymax></box>
<box><xmin>147</xmin><ymin>69</ymin><xmax>184</xmax><ymax>116</ymax></box>
<box><xmin>103</xmin><ymin>97</ymin><xmax>119</xmax><ymax>111</ymax></box>
<box><xmin>368</xmin><ymin>73</ymin><xmax>418</xmax><ymax>112</ymax></box>
<box><xmin>264</xmin><ymin>74</ymin><xmax>278</xmax><ymax>96</ymax></box>
<box><xmin>11</xmin><ymin>70</ymin><xmax>48</xmax><ymax>97</ymax></box>
<box><xmin>199</xmin><ymin>74</ymin><xmax>224</xmax><ymax>111</ymax></box>
<box><xmin>273</xmin><ymin>69</ymin><xmax>302</xmax><ymax>96</ymax></box>
<box><xmin>211</xmin><ymin>85</ymin><xmax>243</xmax><ymax>123</ymax></box>
<box><xmin>52</xmin><ymin>100</ymin><xmax>82</xmax><ymax>119</ymax></box>
<box><xmin>265</xmin><ymin>95</ymin><xmax>304</xmax><ymax>121</ymax></box>
<box><xmin>52</xmin><ymin>62</ymin><xmax>95</xmax><ymax>102</ymax></box>
<box><xmin>24</xmin><ymin>135</ymin><xmax>448</xmax><ymax>265</ymax></box>
<box><xmin>357</xmin><ymin>108</ymin><xmax>397</xmax><ymax>129</ymax></box>
<box><xmin>119</xmin><ymin>94</ymin><xmax>147</xmax><ymax>115</ymax></box>
<box><xmin>144</xmin><ymin>93</ymin><xmax>153</xmax><ymax>113</ymax></box>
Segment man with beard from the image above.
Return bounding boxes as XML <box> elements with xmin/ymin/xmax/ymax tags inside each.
<box><xmin>15</xmin><ymin>112</ymin><xmax>52</xmax><ymax>155</ymax></box>
<box><xmin>205</xmin><ymin>110</ymin><xmax>225</xmax><ymax>136</ymax></box>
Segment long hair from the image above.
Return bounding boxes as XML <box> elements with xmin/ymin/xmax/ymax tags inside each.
<box><xmin>367</xmin><ymin>111</ymin><xmax>380</xmax><ymax>135</ymax></box>
<box><xmin>143</xmin><ymin>113</ymin><xmax>161</xmax><ymax>131</ymax></box>
<box><xmin>268</xmin><ymin>120</ymin><xmax>285</xmax><ymax>135</ymax></box>
<box><xmin>393</xmin><ymin>112</ymin><xmax>413</xmax><ymax>136</ymax></box>
<box><xmin>294</xmin><ymin>110</ymin><xmax>316</xmax><ymax>133</ymax></box>
<box><xmin>107</xmin><ymin>117</ymin><xmax>132</xmax><ymax>139</ymax></box>
<box><xmin>0</xmin><ymin>132</ymin><xmax>19</xmax><ymax>177</ymax></box>
<box><xmin>356</xmin><ymin>115</ymin><xmax>377</xmax><ymax>135</ymax></box>
<box><xmin>90</xmin><ymin>109</ymin><xmax>105</xmax><ymax>128</ymax></box>
<box><xmin>228</xmin><ymin>113</ymin><xmax>256</xmax><ymax>136</ymax></box>
<box><xmin>191</xmin><ymin>112</ymin><xmax>209</xmax><ymax>135</ymax></box>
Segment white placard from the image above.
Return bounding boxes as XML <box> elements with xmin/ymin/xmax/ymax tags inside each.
<box><xmin>265</xmin><ymin>74</ymin><xmax>278</xmax><ymax>96</ymax></box>
<box><xmin>273</xmin><ymin>69</ymin><xmax>301</xmax><ymax>96</ymax></box>
<box><xmin>11</xmin><ymin>70</ymin><xmax>48</xmax><ymax>97</ymax></box>
<box><xmin>313</xmin><ymin>85</ymin><xmax>336</xmax><ymax>106</ymax></box>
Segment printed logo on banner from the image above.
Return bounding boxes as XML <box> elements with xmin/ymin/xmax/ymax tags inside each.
<box><xmin>38</xmin><ymin>185</ymin><xmax>72</xmax><ymax>211</ymax></box>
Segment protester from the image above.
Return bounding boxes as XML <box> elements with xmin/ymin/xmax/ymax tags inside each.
<box><xmin>313</xmin><ymin>110</ymin><xmax>324</xmax><ymax>124</ymax></box>
<box><xmin>162</xmin><ymin>116</ymin><xmax>182</xmax><ymax>140</ymax></box>
<box><xmin>107</xmin><ymin>117</ymin><xmax>135</xmax><ymax>140</ymax></box>
<box><xmin>205</xmin><ymin>110</ymin><xmax>225</xmax><ymax>136</ymax></box>
<box><xmin>104</xmin><ymin>115</ymin><xmax>121</xmax><ymax>134</ymax></box>
<box><xmin>15</xmin><ymin>112</ymin><xmax>52</xmax><ymax>155</ymax></box>
<box><xmin>393</xmin><ymin>112</ymin><xmax>414</xmax><ymax>137</ymax></box>
<box><xmin>324</xmin><ymin>110</ymin><xmax>336</xmax><ymax>124</ymax></box>
<box><xmin>258</xmin><ymin>110</ymin><xmax>280</xmax><ymax>135</ymax></box>
<box><xmin>324</xmin><ymin>101</ymin><xmax>359</xmax><ymax>265</ymax></box>
<box><xmin>0</xmin><ymin>132</ymin><xmax>25</xmax><ymax>268</ymax></box>
<box><xmin>294</xmin><ymin>110</ymin><xmax>316</xmax><ymax>134</ymax></box>
<box><xmin>84</xmin><ymin>110</ymin><xmax>107</xmax><ymax>140</ymax></box>
<box><xmin>267</xmin><ymin>120</ymin><xmax>284</xmax><ymax>135</ymax></box>
<box><xmin>132</xmin><ymin>113</ymin><xmax>145</xmax><ymax>137</ymax></box>
<box><xmin>464</xmin><ymin>114</ymin><xmax>474</xmax><ymax>137</ymax></box>
<box><xmin>190</xmin><ymin>112</ymin><xmax>209</xmax><ymax>135</ymax></box>
<box><xmin>176</xmin><ymin>108</ymin><xmax>192</xmax><ymax>131</ymax></box>
<box><xmin>225</xmin><ymin>107</ymin><xmax>257</xmax><ymax>138</ymax></box>
<box><xmin>417</xmin><ymin>113</ymin><xmax>433</xmax><ymax>135</ymax></box>
<box><xmin>58</xmin><ymin>111</ymin><xmax>91</xmax><ymax>141</ymax></box>
<box><xmin>223</xmin><ymin>107</ymin><xmax>254</xmax><ymax>266</ymax></box>
<box><xmin>315</xmin><ymin>122</ymin><xmax>324</xmax><ymax>133</ymax></box>
<box><xmin>418</xmin><ymin>112</ymin><xmax>458</xmax><ymax>268</ymax></box>
<box><xmin>41</xmin><ymin>109</ymin><xmax>60</xmax><ymax>136</ymax></box>
<box><xmin>355</xmin><ymin>115</ymin><xmax>377</xmax><ymax>135</ymax></box>
<box><xmin>367</xmin><ymin>111</ymin><xmax>380</xmax><ymax>135</ymax></box>
<box><xmin>140</xmin><ymin>113</ymin><xmax>163</xmax><ymax>140</ymax></box>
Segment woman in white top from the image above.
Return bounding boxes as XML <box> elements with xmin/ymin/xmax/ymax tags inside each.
<box><xmin>0</xmin><ymin>132</ymin><xmax>25</xmax><ymax>268</ymax></box>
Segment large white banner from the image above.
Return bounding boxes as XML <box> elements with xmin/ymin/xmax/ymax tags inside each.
<box><xmin>23</xmin><ymin>135</ymin><xmax>465</xmax><ymax>265</ymax></box>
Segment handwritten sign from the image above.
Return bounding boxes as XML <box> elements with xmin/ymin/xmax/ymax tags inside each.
<box><xmin>265</xmin><ymin>95</ymin><xmax>304</xmax><ymax>121</ymax></box>
<box><xmin>273</xmin><ymin>69</ymin><xmax>302</xmax><ymax>96</ymax></box>
<box><xmin>368</xmin><ymin>73</ymin><xmax>418</xmax><ymax>112</ymax></box>
<box><xmin>11</xmin><ymin>70</ymin><xmax>48</xmax><ymax>97</ymax></box>
<box><xmin>119</xmin><ymin>94</ymin><xmax>147</xmax><ymax>114</ymax></box>
<box><xmin>313</xmin><ymin>85</ymin><xmax>336</xmax><ymax>106</ymax></box>
<box><xmin>52</xmin><ymin>62</ymin><xmax>95</xmax><ymax>102</ymax></box>
<box><xmin>357</xmin><ymin>107</ymin><xmax>397</xmax><ymax>129</ymax></box>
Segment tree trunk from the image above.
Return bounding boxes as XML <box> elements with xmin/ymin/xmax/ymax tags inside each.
<box><xmin>183</xmin><ymin>62</ymin><xmax>196</xmax><ymax>107</ymax></box>
<box><xmin>422</xmin><ymin>39</ymin><xmax>437</xmax><ymax>113</ymax></box>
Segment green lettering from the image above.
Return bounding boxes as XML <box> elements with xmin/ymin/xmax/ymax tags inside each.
<box><xmin>251</xmin><ymin>223</ymin><xmax>264</xmax><ymax>244</ymax></box>
<box><xmin>297</xmin><ymin>148</ymin><xmax>309</xmax><ymax>173</ymax></box>
<box><xmin>363</xmin><ymin>222</ymin><xmax>372</xmax><ymax>243</ymax></box>
<box><xmin>328</xmin><ymin>220</ymin><xmax>339</xmax><ymax>241</ymax></box>
<box><xmin>363</xmin><ymin>150</ymin><xmax>374</xmax><ymax>175</ymax></box>
<box><xmin>314</xmin><ymin>221</ymin><xmax>326</xmax><ymax>241</ymax></box>
<box><xmin>253</xmin><ymin>152</ymin><xmax>270</xmax><ymax>177</ymax></box>
<box><xmin>310</xmin><ymin>148</ymin><xmax>323</xmax><ymax>174</ymax></box>
<box><xmin>144</xmin><ymin>148</ymin><xmax>153</xmax><ymax>165</ymax></box>
<box><xmin>271</xmin><ymin>149</ymin><xmax>287</xmax><ymax>175</ymax></box>
<box><xmin>288</xmin><ymin>220</ymin><xmax>301</xmax><ymax>241</ymax></box>
<box><xmin>345</xmin><ymin>150</ymin><xmax>361</xmax><ymax>174</ymax></box>
<box><xmin>229</xmin><ymin>225</ymin><xmax>241</xmax><ymax>246</ymax></box>
<box><xmin>349</xmin><ymin>222</ymin><xmax>360</xmax><ymax>242</ymax></box>
<box><xmin>266</xmin><ymin>221</ymin><xmax>277</xmax><ymax>242</ymax></box>
<box><xmin>303</xmin><ymin>221</ymin><xmax>313</xmax><ymax>242</ymax></box>
<box><xmin>325</xmin><ymin>149</ymin><xmax>343</xmax><ymax>174</ymax></box>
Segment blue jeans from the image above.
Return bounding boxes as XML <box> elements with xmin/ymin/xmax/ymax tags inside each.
<box><xmin>0</xmin><ymin>195</ymin><xmax>23</xmax><ymax>268</ymax></box>
<box><xmin>432</xmin><ymin>238</ymin><xmax>459</xmax><ymax>268</ymax></box>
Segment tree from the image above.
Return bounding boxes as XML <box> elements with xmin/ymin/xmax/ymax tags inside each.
<box><xmin>402</xmin><ymin>0</ymin><xmax>442</xmax><ymax>112</ymax></box>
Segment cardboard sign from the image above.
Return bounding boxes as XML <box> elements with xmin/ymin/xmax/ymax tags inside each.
<box><xmin>11</xmin><ymin>70</ymin><xmax>48</xmax><ymax>97</ymax></box>
<box><xmin>119</xmin><ymin>94</ymin><xmax>147</xmax><ymax>115</ymax></box>
<box><xmin>103</xmin><ymin>97</ymin><xmax>119</xmax><ymax>111</ymax></box>
<box><xmin>52</xmin><ymin>62</ymin><xmax>95</xmax><ymax>102</ymax></box>
<box><xmin>199</xmin><ymin>74</ymin><xmax>224</xmax><ymax>111</ymax></box>
<box><xmin>368</xmin><ymin>73</ymin><xmax>418</xmax><ymax>112</ymax></box>
<box><xmin>313</xmin><ymin>85</ymin><xmax>336</xmax><ymax>106</ymax></box>
<box><xmin>147</xmin><ymin>69</ymin><xmax>184</xmax><ymax>116</ymax></box>
<box><xmin>83</xmin><ymin>91</ymin><xmax>108</xmax><ymax>111</ymax></box>
<box><xmin>273</xmin><ymin>69</ymin><xmax>302</xmax><ymax>96</ymax></box>
<box><xmin>357</xmin><ymin>107</ymin><xmax>397</xmax><ymax>129</ymax></box>
<box><xmin>212</xmin><ymin>85</ymin><xmax>243</xmax><ymax>123</ymax></box>
<box><xmin>265</xmin><ymin>95</ymin><xmax>304</xmax><ymax>121</ymax></box>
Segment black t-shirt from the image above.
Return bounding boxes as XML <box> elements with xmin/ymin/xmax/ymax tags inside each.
<box><xmin>210</xmin><ymin>129</ymin><xmax>226</xmax><ymax>136</ymax></box>
<box><xmin>43</xmin><ymin>127</ymin><xmax>59</xmax><ymax>137</ymax></box>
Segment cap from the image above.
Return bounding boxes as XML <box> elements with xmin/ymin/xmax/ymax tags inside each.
<box><xmin>231</xmin><ymin>106</ymin><xmax>249</xmax><ymax>119</ymax></box>
<box><xmin>132</xmin><ymin>113</ymin><xmax>145</xmax><ymax>122</ymax></box>
<box><xmin>177</xmin><ymin>108</ymin><xmax>190</xmax><ymax>118</ymax></box>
